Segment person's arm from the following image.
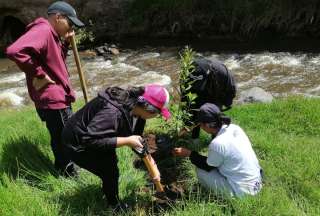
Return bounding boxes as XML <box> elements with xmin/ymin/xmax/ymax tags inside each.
<box><xmin>6</xmin><ymin>25</ymin><xmax>49</xmax><ymax>78</ymax></box>
<box><xmin>61</xmin><ymin>30</ymin><xmax>74</xmax><ymax>59</ymax></box>
<box><xmin>172</xmin><ymin>148</ymin><xmax>215</xmax><ymax>172</ymax></box>
<box><xmin>190</xmin><ymin>151</ymin><xmax>215</xmax><ymax>172</ymax></box>
<box><xmin>81</xmin><ymin>109</ymin><xmax>143</xmax><ymax>150</ymax></box>
<box><xmin>116</xmin><ymin>136</ymin><xmax>144</xmax><ymax>149</ymax></box>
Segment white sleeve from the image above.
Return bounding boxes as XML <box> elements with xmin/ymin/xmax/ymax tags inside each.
<box><xmin>207</xmin><ymin>141</ymin><xmax>225</xmax><ymax>167</ymax></box>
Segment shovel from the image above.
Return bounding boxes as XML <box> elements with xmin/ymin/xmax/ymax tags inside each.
<box><xmin>134</xmin><ymin>139</ymin><xmax>164</xmax><ymax>193</ymax></box>
<box><xmin>70</xmin><ymin>35</ymin><xmax>89</xmax><ymax>104</ymax></box>
<box><xmin>134</xmin><ymin>137</ymin><xmax>183</xmax><ymax>204</ymax></box>
<box><xmin>143</xmin><ymin>155</ymin><xmax>164</xmax><ymax>192</ymax></box>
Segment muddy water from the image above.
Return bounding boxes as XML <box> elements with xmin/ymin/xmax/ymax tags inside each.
<box><xmin>1</xmin><ymin>47</ymin><xmax>320</xmax><ymax>108</ymax></box>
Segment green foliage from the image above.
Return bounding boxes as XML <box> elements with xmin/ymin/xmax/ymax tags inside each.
<box><xmin>75</xmin><ymin>28</ymin><xmax>95</xmax><ymax>45</ymax></box>
<box><xmin>179</xmin><ymin>46</ymin><xmax>195</xmax><ymax>98</ymax></box>
<box><xmin>147</xmin><ymin>46</ymin><xmax>198</xmax><ymax>137</ymax></box>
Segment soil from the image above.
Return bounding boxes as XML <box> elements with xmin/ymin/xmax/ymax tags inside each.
<box><xmin>134</xmin><ymin>134</ymin><xmax>188</xmax><ymax>207</ymax></box>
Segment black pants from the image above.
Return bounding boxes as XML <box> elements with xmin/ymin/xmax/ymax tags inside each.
<box><xmin>36</xmin><ymin>107</ymin><xmax>75</xmax><ymax>173</ymax></box>
<box><xmin>74</xmin><ymin>149</ymin><xmax>119</xmax><ymax>205</ymax></box>
<box><xmin>62</xmin><ymin>129</ymin><xmax>119</xmax><ymax>205</ymax></box>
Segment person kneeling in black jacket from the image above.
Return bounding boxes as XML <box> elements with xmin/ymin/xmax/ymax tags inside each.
<box><xmin>61</xmin><ymin>84</ymin><xmax>171</xmax><ymax>207</ymax></box>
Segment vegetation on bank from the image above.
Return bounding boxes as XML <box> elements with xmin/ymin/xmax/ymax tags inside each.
<box><xmin>0</xmin><ymin>97</ymin><xmax>319</xmax><ymax>215</ymax></box>
<box><xmin>126</xmin><ymin>0</ymin><xmax>320</xmax><ymax>39</ymax></box>
<box><xmin>75</xmin><ymin>28</ymin><xmax>95</xmax><ymax>46</ymax></box>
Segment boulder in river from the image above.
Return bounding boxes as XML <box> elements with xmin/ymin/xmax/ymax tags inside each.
<box><xmin>95</xmin><ymin>43</ymin><xmax>120</xmax><ymax>60</ymax></box>
<box><xmin>238</xmin><ymin>87</ymin><xmax>273</xmax><ymax>104</ymax></box>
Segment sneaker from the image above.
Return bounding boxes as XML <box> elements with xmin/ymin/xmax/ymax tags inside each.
<box><xmin>57</xmin><ymin>163</ymin><xmax>79</xmax><ymax>178</ymax></box>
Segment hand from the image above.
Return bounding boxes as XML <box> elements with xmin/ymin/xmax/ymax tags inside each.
<box><xmin>126</xmin><ymin>135</ymin><xmax>144</xmax><ymax>149</ymax></box>
<box><xmin>32</xmin><ymin>74</ymin><xmax>55</xmax><ymax>91</ymax></box>
<box><xmin>63</xmin><ymin>30</ymin><xmax>75</xmax><ymax>43</ymax></box>
<box><xmin>172</xmin><ymin>147</ymin><xmax>191</xmax><ymax>157</ymax></box>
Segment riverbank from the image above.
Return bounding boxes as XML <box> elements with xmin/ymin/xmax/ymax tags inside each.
<box><xmin>0</xmin><ymin>97</ymin><xmax>319</xmax><ymax>215</ymax></box>
<box><xmin>2</xmin><ymin>1</ymin><xmax>320</xmax><ymax>56</ymax></box>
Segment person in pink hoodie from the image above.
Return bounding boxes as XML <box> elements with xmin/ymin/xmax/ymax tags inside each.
<box><xmin>6</xmin><ymin>1</ymin><xmax>85</xmax><ymax>177</ymax></box>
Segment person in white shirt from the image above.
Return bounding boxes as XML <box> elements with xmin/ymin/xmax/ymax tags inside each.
<box><xmin>173</xmin><ymin>103</ymin><xmax>263</xmax><ymax>197</ymax></box>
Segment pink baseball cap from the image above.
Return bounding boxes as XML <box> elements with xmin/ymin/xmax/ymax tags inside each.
<box><xmin>142</xmin><ymin>84</ymin><xmax>171</xmax><ymax>120</ymax></box>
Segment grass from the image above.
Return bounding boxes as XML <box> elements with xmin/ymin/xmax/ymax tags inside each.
<box><xmin>0</xmin><ymin>97</ymin><xmax>319</xmax><ymax>215</ymax></box>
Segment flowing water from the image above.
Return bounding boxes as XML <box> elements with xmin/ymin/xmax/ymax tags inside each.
<box><xmin>1</xmin><ymin>46</ymin><xmax>320</xmax><ymax>108</ymax></box>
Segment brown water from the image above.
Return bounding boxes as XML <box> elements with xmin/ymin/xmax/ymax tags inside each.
<box><xmin>1</xmin><ymin>47</ymin><xmax>320</xmax><ymax>108</ymax></box>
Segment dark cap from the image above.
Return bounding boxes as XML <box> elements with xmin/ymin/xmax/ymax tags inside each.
<box><xmin>47</xmin><ymin>1</ymin><xmax>85</xmax><ymax>27</ymax></box>
<box><xmin>197</xmin><ymin>103</ymin><xmax>221</xmax><ymax>123</ymax></box>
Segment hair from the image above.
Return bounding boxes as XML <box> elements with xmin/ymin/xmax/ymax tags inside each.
<box><xmin>107</xmin><ymin>86</ymin><xmax>145</xmax><ymax>109</ymax></box>
<box><xmin>207</xmin><ymin>113</ymin><xmax>231</xmax><ymax>129</ymax></box>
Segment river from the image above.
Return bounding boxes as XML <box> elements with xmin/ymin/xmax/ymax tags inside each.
<box><xmin>1</xmin><ymin>45</ymin><xmax>320</xmax><ymax>108</ymax></box>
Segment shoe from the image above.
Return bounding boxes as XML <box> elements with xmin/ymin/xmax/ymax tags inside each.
<box><xmin>57</xmin><ymin>163</ymin><xmax>79</xmax><ymax>178</ymax></box>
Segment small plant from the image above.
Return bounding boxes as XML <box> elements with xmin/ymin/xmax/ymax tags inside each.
<box><xmin>166</xmin><ymin>46</ymin><xmax>197</xmax><ymax>136</ymax></box>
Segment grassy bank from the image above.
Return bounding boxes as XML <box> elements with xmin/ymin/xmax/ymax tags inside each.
<box><xmin>0</xmin><ymin>97</ymin><xmax>319</xmax><ymax>215</ymax></box>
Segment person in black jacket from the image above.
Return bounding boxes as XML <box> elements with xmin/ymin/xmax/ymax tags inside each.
<box><xmin>61</xmin><ymin>84</ymin><xmax>171</xmax><ymax>207</ymax></box>
<box><xmin>180</xmin><ymin>58</ymin><xmax>237</xmax><ymax>140</ymax></box>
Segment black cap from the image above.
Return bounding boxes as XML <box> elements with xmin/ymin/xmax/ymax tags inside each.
<box><xmin>47</xmin><ymin>1</ymin><xmax>85</xmax><ymax>27</ymax></box>
<box><xmin>197</xmin><ymin>103</ymin><xmax>221</xmax><ymax>123</ymax></box>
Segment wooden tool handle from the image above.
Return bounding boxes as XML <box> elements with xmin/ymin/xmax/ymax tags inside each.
<box><xmin>142</xmin><ymin>155</ymin><xmax>164</xmax><ymax>192</ymax></box>
<box><xmin>70</xmin><ymin>35</ymin><xmax>89</xmax><ymax>104</ymax></box>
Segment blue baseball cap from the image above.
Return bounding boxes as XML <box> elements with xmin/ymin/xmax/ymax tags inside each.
<box><xmin>47</xmin><ymin>1</ymin><xmax>85</xmax><ymax>27</ymax></box>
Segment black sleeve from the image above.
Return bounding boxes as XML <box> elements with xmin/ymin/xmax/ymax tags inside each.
<box><xmin>190</xmin><ymin>151</ymin><xmax>215</xmax><ymax>172</ymax></box>
<box><xmin>81</xmin><ymin>108</ymin><xmax>119</xmax><ymax>150</ymax></box>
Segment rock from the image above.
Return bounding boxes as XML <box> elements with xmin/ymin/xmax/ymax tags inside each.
<box><xmin>95</xmin><ymin>44</ymin><xmax>120</xmax><ymax>59</ymax></box>
<box><xmin>0</xmin><ymin>92</ymin><xmax>24</xmax><ymax>106</ymax></box>
<box><xmin>238</xmin><ymin>87</ymin><xmax>273</xmax><ymax>104</ymax></box>
<box><xmin>95</xmin><ymin>46</ymin><xmax>105</xmax><ymax>56</ymax></box>
<box><xmin>109</xmin><ymin>47</ymin><xmax>120</xmax><ymax>55</ymax></box>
